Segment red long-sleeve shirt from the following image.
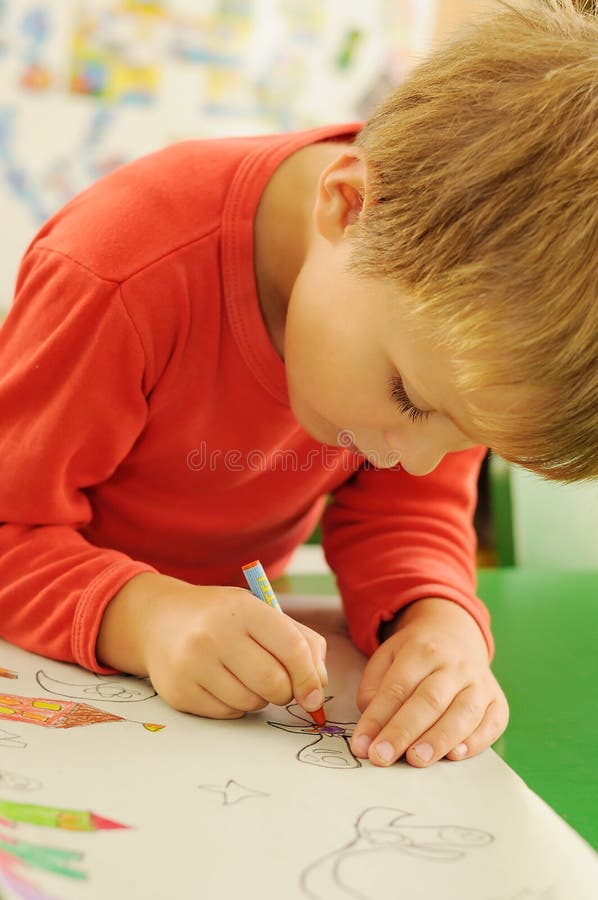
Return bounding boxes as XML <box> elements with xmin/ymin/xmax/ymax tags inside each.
<box><xmin>0</xmin><ymin>124</ymin><xmax>492</xmax><ymax>673</ymax></box>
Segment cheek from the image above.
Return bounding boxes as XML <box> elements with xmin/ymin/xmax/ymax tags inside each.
<box><xmin>283</xmin><ymin>271</ymin><xmax>388</xmax><ymax>429</ymax></box>
<box><xmin>285</xmin><ymin>288</ymin><xmax>336</xmax><ymax>400</ymax></box>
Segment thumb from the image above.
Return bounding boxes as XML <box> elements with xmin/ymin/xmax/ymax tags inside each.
<box><xmin>356</xmin><ymin>641</ymin><xmax>394</xmax><ymax>712</ymax></box>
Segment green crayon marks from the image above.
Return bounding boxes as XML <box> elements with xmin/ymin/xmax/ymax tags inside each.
<box><xmin>0</xmin><ymin>838</ymin><xmax>85</xmax><ymax>879</ymax></box>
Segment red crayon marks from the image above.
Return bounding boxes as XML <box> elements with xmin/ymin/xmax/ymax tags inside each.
<box><xmin>0</xmin><ymin>695</ymin><xmax>122</xmax><ymax>728</ymax></box>
<box><xmin>0</xmin><ymin>668</ymin><xmax>17</xmax><ymax>680</ymax></box>
<box><xmin>0</xmin><ymin>693</ymin><xmax>164</xmax><ymax>733</ymax></box>
<box><xmin>309</xmin><ymin>707</ymin><xmax>327</xmax><ymax>727</ymax></box>
<box><xmin>88</xmin><ymin>813</ymin><xmax>129</xmax><ymax>831</ymax></box>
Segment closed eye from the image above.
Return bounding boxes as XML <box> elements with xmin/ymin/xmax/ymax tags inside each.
<box><xmin>389</xmin><ymin>376</ymin><xmax>431</xmax><ymax>424</ymax></box>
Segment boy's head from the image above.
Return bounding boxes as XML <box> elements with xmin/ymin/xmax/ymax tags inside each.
<box><xmin>347</xmin><ymin>0</ymin><xmax>597</xmax><ymax>481</ymax></box>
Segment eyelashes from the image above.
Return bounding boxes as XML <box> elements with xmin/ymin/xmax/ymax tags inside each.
<box><xmin>389</xmin><ymin>375</ymin><xmax>431</xmax><ymax>424</ymax></box>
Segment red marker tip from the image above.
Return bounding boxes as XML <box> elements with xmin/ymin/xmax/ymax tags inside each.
<box><xmin>309</xmin><ymin>706</ymin><xmax>326</xmax><ymax>727</ymax></box>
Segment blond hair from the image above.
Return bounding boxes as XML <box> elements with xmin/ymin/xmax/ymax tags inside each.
<box><xmin>352</xmin><ymin>0</ymin><xmax>598</xmax><ymax>481</ymax></box>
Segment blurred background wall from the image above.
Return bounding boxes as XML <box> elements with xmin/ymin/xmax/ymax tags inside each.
<box><xmin>0</xmin><ymin>0</ymin><xmax>506</xmax><ymax>305</ymax></box>
<box><xmin>0</xmin><ymin>0</ymin><xmax>443</xmax><ymax>303</ymax></box>
<box><xmin>0</xmin><ymin>0</ymin><xmax>506</xmax><ymax>303</ymax></box>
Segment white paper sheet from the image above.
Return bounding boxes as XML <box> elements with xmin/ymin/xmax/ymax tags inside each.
<box><xmin>0</xmin><ymin>594</ymin><xmax>596</xmax><ymax>900</ymax></box>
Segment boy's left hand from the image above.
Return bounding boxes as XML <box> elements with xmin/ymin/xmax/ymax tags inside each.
<box><xmin>350</xmin><ymin>597</ymin><xmax>509</xmax><ymax>767</ymax></box>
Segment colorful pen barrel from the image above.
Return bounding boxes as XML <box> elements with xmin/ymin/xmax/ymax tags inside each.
<box><xmin>241</xmin><ymin>560</ymin><xmax>283</xmax><ymax>612</ymax></box>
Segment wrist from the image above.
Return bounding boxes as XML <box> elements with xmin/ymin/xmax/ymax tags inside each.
<box><xmin>380</xmin><ymin>597</ymin><xmax>489</xmax><ymax>657</ymax></box>
<box><xmin>96</xmin><ymin>572</ymin><xmax>176</xmax><ymax>674</ymax></box>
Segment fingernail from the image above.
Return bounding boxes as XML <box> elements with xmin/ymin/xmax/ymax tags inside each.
<box><xmin>304</xmin><ymin>689</ymin><xmax>323</xmax><ymax>712</ymax></box>
<box><xmin>413</xmin><ymin>742</ymin><xmax>434</xmax><ymax>762</ymax></box>
<box><xmin>352</xmin><ymin>734</ymin><xmax>371</xmax><ymax>757</ymax></box>
<box><xmin>320</xmin><ymin>660</ymin><xmax>328</xmax><ymax>684</ymax></box>
<box><xmin>373</xmin><ymin>740</ymin><xmax>395</xmax><ymax>764</ymax></box>
<box><xmin>453</xmin><ymin>742</ymin><xmax>468</xmax><ymax>757</ymax></box>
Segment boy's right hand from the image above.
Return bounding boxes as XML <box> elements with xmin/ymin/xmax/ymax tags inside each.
<box><xmin>97</xmin><ymin>572</ymin><xmax>327</xmax><ymax>719</ymax></box>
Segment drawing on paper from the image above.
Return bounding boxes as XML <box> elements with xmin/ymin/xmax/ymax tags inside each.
<box><xmin>0</xmin><ymin>771</ymin><xmax>42</xmax><ymax>792</ymax></box>
<box><xmin>268</xmin><ymin>700</ymin><xmax>360</xmax><ymax>769</ymax></box>
<box><xmin>0</xmin><ymin>797</ymin><xmax>129</xmax><ymax>898</ymax></box>
<box><xmin>0</xmin><ymin>729</ymin><xmax>26</xmax><ymax>751</ymax></box>
<box><xmin>0</xmin><ymin>669</ymin><xmax>17</xmax><ymax>681</ymax></box>
<box><xmin>0</xmin><ymin>860</ymin><xmax>58</xmax><ymax>900</ymax></box>
<box><xmin>35</xmin><ymin>670</ymin><xmax>157</xmax><ymax>702</ymax></box>
<box><xmin>0</xmin><ymin>693</ymin><xmax>164</xmax><ymax>732</ymax></box>
<box><xmin>197</xmin><ymin>779</ymin><xmax>269</xmax><ymax>806</ymax></box>
<box><xmin>0</xmin><ymin>798</ymin><xmax>129</xmax><ymax>832</ymax></box>
<box><xmin>301</xmin><ymin>807</ymin><xmax>494</xmax><ymax>900</ymax></box>
<box><xmin>0</xmin><ymin>831</ymin><xmax>86</xmax><ymax>895</ymax></box>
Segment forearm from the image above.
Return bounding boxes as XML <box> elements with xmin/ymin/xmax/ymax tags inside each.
<box><xmin>322</xmin><ymin>447</ymin><xmax>490</xmax><ymax>657</ymax></box>
<box><xmin>0</xmin><ymin>523</ymin><xmax>153</xmax><ymax>670</ymax></box>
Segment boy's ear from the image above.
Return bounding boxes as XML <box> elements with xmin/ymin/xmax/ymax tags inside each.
<box><xmin>314</xmin><ymin>152</ymin><xmax>367</xmax><ymax>243</ymax></box>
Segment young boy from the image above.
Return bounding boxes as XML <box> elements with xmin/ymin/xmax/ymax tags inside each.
<box><xmin>0</xmin><ymin>0</ymin><xmax>595</xmax><ymax>771</ymax></box>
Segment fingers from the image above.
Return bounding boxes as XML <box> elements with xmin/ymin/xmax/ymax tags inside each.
<box><xmin>352</xmin><ymin>668</ymin><xmax>457</xmax><ymax>764</ymax></box>
<box><xmin>157</xmin><ymin>677</ymin><xmax>247</xmax><ymax>720</ymax></box>
<box><xmin>354</xmin><ymin>672</ymin><xmax>509</xmax><ymax>768</ymax></box>
<box><xmin>444</xmin><ymin>695</ymin><xmax>510</xmax><ymax>762</ymax></box>
<box><xmin>355</xmin><ymin>641</ymin><xmax>395</xmax><ymax>712</ymax></box>
<box><xmin>293</xmin><ymin>621</ymin><xmax>328</xmax><ymax>688</ymax></box>
<box><xmin>246</xmin><ymin>608</ymin><xmax>327</xmax><ymax>714</ymax></box>
<box><xmin>402</xmin><ymin>683</ymin><xmax>490</xmax><ymax>768</ymax></box>
<box><xmin>221</xmin><ymin>641</ymin><xmax>294</xmax><ymax>707</ymax></box>
<box><xmin>351</xmin><ymin>644</ymin><xmax>435</xmax><ymax>757</ymax></box>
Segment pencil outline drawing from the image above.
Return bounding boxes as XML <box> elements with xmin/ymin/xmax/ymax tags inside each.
<box><xmin>197</xmin><ymin>779</ymin><xmax>270</xmax><ymax>806</ymax></box>
<box><xmin>35</xmin><ymin>670</ymin><xmax>157</xmax><ymax>702</ymax></box>
<box><xmin>301</xmin><ymin>806</ymin><xmax>494</xmax><ymax>900</ymax></box>
<box><xmin>268</xmin><ymin>700</ymin><xmax>361</xmax><ymax>769</ymax></box>
<box><xmin>0</xmin><ymin>728</ymin><xmax>26</xmax><ymax>751</ymax></box>
<box><xmin>0</xmin><ymin>770</ymin><xmax>42</xmax><ymax>792</ymax></box>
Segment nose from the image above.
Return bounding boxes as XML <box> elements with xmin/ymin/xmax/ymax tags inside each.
<box><xmin>383</xmin><ymin>429</ymin><xmax>447</xmax><ymax>477</ymax></box>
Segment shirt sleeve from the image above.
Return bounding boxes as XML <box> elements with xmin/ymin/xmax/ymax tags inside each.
<box><xmin>0</xmin><ymin>246</ymin><xmax>157</xmax><ymax>672</ymax></box>
<box><xmin>321</xmin><ymin>446</ymin><xmax>493</xmax><ymax>659</ymax></box>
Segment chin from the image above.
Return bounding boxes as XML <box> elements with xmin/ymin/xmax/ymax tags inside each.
<box><xmin>361</xmin><ymin>453</ymin><xmax>401</xmax><ymax>470</ymax></box>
